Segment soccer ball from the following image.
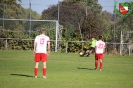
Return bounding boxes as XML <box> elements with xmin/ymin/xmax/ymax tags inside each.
<box><xmin>79</xmin><ymin>52</ymin><xmax>83</xmax><ymax>56</ymax></box>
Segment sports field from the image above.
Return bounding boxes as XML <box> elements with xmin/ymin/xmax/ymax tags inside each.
<box><xmin>0</xmin><ymin>50</ymin><xmax>133</xmax><ymax>88</ymax></box>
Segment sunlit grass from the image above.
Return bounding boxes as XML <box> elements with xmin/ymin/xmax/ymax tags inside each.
<box><xmin>0</xmin><ymin>50</ymin><xmax>133</xmax><ymax>88</ymax></box>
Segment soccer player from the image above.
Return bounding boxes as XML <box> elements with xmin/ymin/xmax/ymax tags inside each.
<box><xmin>95</xmin><ymin>36</ymin><xmax>106</xmax><ymax>71</ymax></box>
<box><xmin>33</xmin><ymin>28</ymin><xmax>50</xmax><ymax>78</ymax></box>
<box><xmin>83</xmin><ymin>37</ymin><xmax>97</xmax><ymax>57</ymax></box>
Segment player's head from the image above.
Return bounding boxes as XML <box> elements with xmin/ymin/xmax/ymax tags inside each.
<box><xmin>40</xmin><ymin>28</ymin><xmax>45</xmax><ymax>34</ymax></box>
<box><xmin>91</xmin><ymin>36</ymin><xmax>95</xmax><ymax>40</ymax></box>
<box><xmin>98</xmin><ymin>36</ymin><xmax>102</xmax><ymax>40</ymax></box>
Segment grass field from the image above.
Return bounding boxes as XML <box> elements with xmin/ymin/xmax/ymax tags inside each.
<box><xmin>0</xmin><ymin>50</ymin><xmax>133</xmax><ymax>88</ymax></box>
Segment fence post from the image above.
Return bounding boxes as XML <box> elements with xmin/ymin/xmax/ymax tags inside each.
<box><xmin>129</xmin><ymin>45</ymin><xmax>130</xmax><ymax>56</ymax></box>
<box><xmin>66</xmin><ymin>41</ymin><xmax>68</xmax><ymax>53</ymax></box>
<box><xmin>55</xmin><ymin>21</ymin><xmax>59</xmax><ymax>52</ymax></box>
<box><xmin>120</xmin><ymin>31</ymin><xmax>123</xmax><ymax>55</ymax></box>
<box><xmin>5</xmin><ymin>39</ymin><xmax>7</xmax><ymax>49</ymax></box>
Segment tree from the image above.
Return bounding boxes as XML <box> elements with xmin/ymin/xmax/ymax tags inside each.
<box><xmin>42</xmin><ymin>0</ymin><xmax>103</xmax><ymax>40</ymax></box>
<box><xmin>0</xmin><ymin>0</ymin><xmax>41</xmax><ymax>35</ymax></box>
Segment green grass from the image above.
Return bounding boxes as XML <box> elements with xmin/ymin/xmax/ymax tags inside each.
<box><xmin>0</xmin><ymin>50</ymin><xmax>133</xmax><ymax>88</ymax></box>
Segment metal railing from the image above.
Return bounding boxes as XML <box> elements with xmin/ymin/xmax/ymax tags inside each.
<box><xmin>0</xmin><ymin>38</ymin><xmax>132</xmax><ymax>55</ymax></box>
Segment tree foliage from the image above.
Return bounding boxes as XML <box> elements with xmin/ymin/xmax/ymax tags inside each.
<box><xmin>0</xmin><ymin>0</ymin><xmax>133</xmax><ymax>53</ymax></box>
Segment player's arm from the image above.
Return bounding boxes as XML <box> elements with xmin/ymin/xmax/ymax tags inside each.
<box><xmin>103</xmin><ymin>44</ymin><xmax>106</xmax><ymax>54</ymax></box>
<box><xmin>47</xmin><ymin>41</ymin><xmax>50</xmax><ymax>55</ymax></box>
<box><xmin>33</xmin><ymin>41</ymin><xmax>37</xmax><ymax>54</ymax></box>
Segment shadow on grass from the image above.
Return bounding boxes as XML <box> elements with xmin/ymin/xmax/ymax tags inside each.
<box><xmin>77</xmin><ymin>67</ymin><xmax>94</xmax><ymax>70</ymax></box>
<box><xmin>10</xmin><ymin>74</ymin><xmax>33</xmax><ymax>78</ymax></box>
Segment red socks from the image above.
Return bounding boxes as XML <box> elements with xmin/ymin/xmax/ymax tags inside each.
<box><xmin>95</xmin><ymin>61</ymin><xmax>98</xmax><ymax>69</ymax></box>
<box><xmin>95</xmin><ymin>61</ymin><xmax>103</xmax><ymax>70</ymax></box>
<box><xmin>100</xmin><ymin>62</ymin><xmax>103</xmax><ymax>69</ymax></box>
<box><xmin>43</xmin><ymin>68</ymin><xmax>46</xmax><ymax>76</ymax></box>
<box><xmin>34</xmin><ymin>68</ymin><xmax>47</xmax><ymax>77</ymax></box>
<box><xmin>34</xmin><ymin>68</ymin><xmax>38</xmax><ymax>76</ymax></box>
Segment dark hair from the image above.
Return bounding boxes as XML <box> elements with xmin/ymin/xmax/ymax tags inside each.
<box><xmin>91</xmin><ymin>36</ymin><xmax>95</xmax><ymax>38</ymax></box>
<box><xmin>98</xmin><ymin>36</ymin><xmax>102</xmax><ymax>39</ymax></box>
<box><xmin>40</xmin><ymin>28</ymin><xmax>45</xmax><ymax>33</ymax></box>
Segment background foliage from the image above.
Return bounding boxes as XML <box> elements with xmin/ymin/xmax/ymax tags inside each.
<box><xmin>0</xmin><ymin>0</ymin><xmax>133</xmax><ymax>53</ymax></box>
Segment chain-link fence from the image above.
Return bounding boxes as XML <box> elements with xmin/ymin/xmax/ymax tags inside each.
<box><xmin>0</xmin><ymin>20</ymin><xmax>59</xmax><ymax>52</ymax></box>
<box><xmin>0</xmin><ymin>0</ymin><xmax>133</xmax><ymax>55</ymax></box>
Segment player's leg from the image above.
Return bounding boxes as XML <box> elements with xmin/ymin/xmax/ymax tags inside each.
<box><xmin>91</xmin><ymin>48</ymin><xmax>95</xmax><ymax>54</ymax></box>
<box><xmin>41</xmin><ymin>53</ymin><xmax>47</xmax><ymax>78</ymax></box>
<box><xmin>89</xmin><ymin>47</ymin><xmax>95</xmax><ymax>54</ymax></box>
<box><xmin>86</xmin><ymin>47</ymin><xmax>94</xmax><ymax>56</ymax></box>
<box><xmin>42</xmin><ymin>61</ymin><xmax>47</xmax><ymax>78</ymax></box>
<box><xmin>99</xmin><ymin>54</ymin><xmax>104</xmax><ymax>71</ymax></box>
<box><xmin>84</xmin><ymin>49</ymin><xmax>91</xmax><ymax>57</ymax></box>
<box><xmin>100</xmin><ymin>59</ymin><xmax>102</xmax><ymax>71</ymax></box>
<box><xmin>34</xmin><ymin>53</ymin><xmax>40</xmax><ymax>78</ymax></box>
<box><xmin>82</xmin><ymin>50</ymin><xmax>88</xmax><ymax>56</ymax></box>
<box><xmin>95</xmin><ymin>60</ymin><xmax>98</xmax><ymax>70</ymax></box>
<box><xmin>95</xmin><ymin>54</ymin><xmax>98</xmax><ymax>70</ymax></box>
<box><xmin>86</xmin><ymin>50</ymin><xmax>90</xmax><ymax>56</ymax></box>
<box><xmin>82</xmin><ymin>47</ymin><xmax>93</xmax><ymax>57</ymax></box>
<box><xmin>34</xmin><ymin>62</ymin><xmax>39</xmax><ymax>78</ymax></box>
